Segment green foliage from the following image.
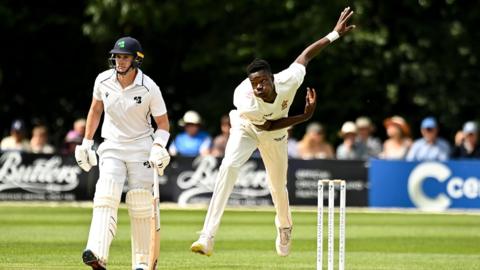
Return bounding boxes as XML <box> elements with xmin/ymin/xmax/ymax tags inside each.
<box><xmin>81</xmin><ymin>0</ymin><xmax>480</xmax><ymax>140</ymax></box>
<box><xmin>0</xmin><ymin>0</ymin><xmax>478</xmax><ymax>143</ymax></box>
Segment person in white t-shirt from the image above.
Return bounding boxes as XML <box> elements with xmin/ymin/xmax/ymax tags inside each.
<box><xmin>75</xmin><ymin>36</ymin><xmax>171</xmax><ymax>270</ymax></box>
<box><xmin>191</xmin><ymin>7</ymin><xmax>355</xmax><ymax>257</ymax></box>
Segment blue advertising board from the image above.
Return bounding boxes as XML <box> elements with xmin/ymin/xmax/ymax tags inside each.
<box><xmin>369</xmin><ymin>159</ymin><xmax>480</xmax><ymax>210</ymax></box>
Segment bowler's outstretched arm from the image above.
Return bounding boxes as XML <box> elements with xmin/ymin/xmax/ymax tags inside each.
<box><xmin>295</xmin><ymin>7</ymin><xmax>356</xmax><ymax>67</ymax></box>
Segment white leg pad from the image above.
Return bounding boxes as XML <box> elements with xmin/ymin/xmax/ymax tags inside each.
<box><xmin>86</xmin><ymin>177</ymin><xmax>123</xmax><ymax>264</ymax></box>
<box><xmin>126</xmin><ymin>189</ymin><xmax>153</xmax><ymax>268</ymax></box>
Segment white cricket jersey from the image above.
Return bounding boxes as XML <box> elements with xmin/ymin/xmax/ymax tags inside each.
<box><xmin>232</xmin><ymin>62</ymin><xmax>306</xmax><ymax>126</ymax></box>
<box><xmin>93</xmin><ymin>69</ymin><xmax>167</xmax><ymax>143</ymax></box>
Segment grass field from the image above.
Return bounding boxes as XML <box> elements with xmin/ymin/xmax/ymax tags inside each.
<box><xmin>0</xmin><ymin>204</ymin><xmax>479</xmax><ymax>270</ymax></box>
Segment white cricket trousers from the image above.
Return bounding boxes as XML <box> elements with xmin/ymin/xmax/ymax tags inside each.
<box><xmin>86</xmin><ymin>138</ymin><xmax>154</xmax><ymax>266</ymax></box>
<box><xmin>201</xmin><ymin>120</ymin><xmax>292</xmax><ymax>237</ymax></box>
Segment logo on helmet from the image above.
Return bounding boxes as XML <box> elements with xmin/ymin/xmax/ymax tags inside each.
<box><xmin>109</xmin><ymin>37</ymin><xmax>144</xmax><ymax>71</ymax></box>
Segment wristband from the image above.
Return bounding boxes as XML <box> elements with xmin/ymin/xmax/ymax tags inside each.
<box><xmin>325</xmin><ymin>31</ymin><xmax>340</xmax><ymax>43</ymax></box>
<box><xmin>82</xmin><ymin>138</ymin><xmax>94</xmax><ymax>148</ymax></box>
<box><xmin>153</xmin><ymin>129</ymin><xmax>170</xmax><ymax>148</ymax></box>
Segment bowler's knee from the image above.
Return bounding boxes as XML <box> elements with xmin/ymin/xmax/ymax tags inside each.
<box><xmin>220</xmin><ymin>155</ymin><xmax>245</xmax><ymax>170</ymax></box>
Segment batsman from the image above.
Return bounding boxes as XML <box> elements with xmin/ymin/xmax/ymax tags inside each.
<box><xmin>75</xmin><ymin>36</ymin><xmax>170</xmax><ymax>270</ymax></box>
<box><xmin>191</xmin><ymin>8</ymin><xmax>355</xmax><ymax>257</ymax></box>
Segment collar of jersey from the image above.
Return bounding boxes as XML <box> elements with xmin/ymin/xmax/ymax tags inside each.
<box><xmin>112</xmin><ymin>68</ymin><xmax>143</xmax><ymax>87</ymax></box>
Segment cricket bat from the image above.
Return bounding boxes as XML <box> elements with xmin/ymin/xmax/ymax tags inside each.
<box><xmin>148</xmin><ymin>168</ymin><xmax>161</xmax><ymax>270</ymax></box>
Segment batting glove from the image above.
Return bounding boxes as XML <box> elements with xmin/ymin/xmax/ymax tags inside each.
<box><xmin>149</xmin><ymin>144</ymin><xmax>170</xmax><ymax>175</ymax></box>
<box><xmin>75</xmin><ymin>138</ymin><xmax>97</xmax><ymax>172</ymax></box>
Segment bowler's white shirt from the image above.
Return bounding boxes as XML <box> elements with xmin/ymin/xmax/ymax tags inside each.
<box><xmin>93</xmin><ymin>69</ymin><xmax>167</xmax><ymax>143</ymax></box>
<box><xmin>232</xmin><ymin>62</ymin><xmax>306</xmax><ymax>126</ymax></box>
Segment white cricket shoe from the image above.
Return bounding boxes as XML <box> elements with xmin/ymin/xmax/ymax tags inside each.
<box><xmin>190</xmin><ymin>234</ymin><xmax>214</xmax><ymax>256</ymax></box>
<box><xmin>276</xmin><ymin>227</ymin><xmax>292</xmax><ymax>256</ymax></box>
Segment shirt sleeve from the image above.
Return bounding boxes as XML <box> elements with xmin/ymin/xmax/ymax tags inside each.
<box><xmin>439</xmin><ymin>139</ymin><xmax>451</xmax><ymax>161</ymax></box>
<box><xmin>336</xmin><ymin>144</ymin><xmax>349</xmax><ymax>160</ymax></box>
<box><xmin>274</xmin><ymin>62</ymin><xmax>306</xmax><ymax>95</ymax></box>
<box><xmin>199</xmin><ymin>136</ymin><xmax>212</xmax><ymax>153</ymax></box>
<box><xmin>92</xmin><ymin>75</ymin><xmax>103</xmax><ymax>101</ymax></box>
<box><xmin>405</xmin><ymin>142</ymin><xmax>418</xmax><ymax>161</ymax></box>
<box><xmin>150</xmin><ymin>85</ymin><xmax>167</xmax><ymax>116</ymax></box>
<box><xmin>233</xmin><ymin>78</ymin><xmax>253</xmax><ymax>109</ymax></box>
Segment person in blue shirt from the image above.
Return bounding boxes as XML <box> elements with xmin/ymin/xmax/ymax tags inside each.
<box><xmin>169</xmin><ymin>110</ymin><xmax>212</xmax><ymax>157</ymax></box>
<box><xmin>406</xmin><ymin>117</ymin><xmax>450</xmax><ymax>161</ymax></box>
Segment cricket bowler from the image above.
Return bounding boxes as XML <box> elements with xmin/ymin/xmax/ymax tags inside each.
<box><xmin>191</xmin><ymin>7</ymin><xmax>355</xmax><ymax>257</ymax></box>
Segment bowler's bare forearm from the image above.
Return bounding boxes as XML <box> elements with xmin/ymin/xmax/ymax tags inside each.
<box><xmin>295</xmin><ymin>7</ymin><xmax>356</xmax><ymax>67</ymax></box>
<box><xmin>295</xmin><ymin>38</ymin><xmax>331</xmax><ymax>67</ymax></box>
<box><xmin>84</xmin><ymin>98</ymin><xmax>103</xmax><ymax>140</ymax></box>
<box><xmin>255</xmin><ymin>114</ymin><xmax>312</xmax><ymax>131</ymax></box>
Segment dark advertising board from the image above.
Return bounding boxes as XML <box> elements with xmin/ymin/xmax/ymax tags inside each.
<box><xmin>0</xmin><ymin>151</ymin><xmax>97</xmax><ymax>201</ymax></box>
<box><xmin>161</xmin><ymin>156</ymin><xmax>368</xmax><ymax>207</ymax></box>
<box><xmin>288</xmin><ymin>159</ymin><xmax>368</xmax><ymax>206</ymax></box>
<box><xmin>0</xmin><ymin>152</ymin><xmax>368</xmax><ymax>206</ymax></box>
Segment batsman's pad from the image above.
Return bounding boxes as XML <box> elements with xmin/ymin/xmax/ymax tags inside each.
<box><xmin>86</xmin><ymin>177</ymin><xmax>123</xmax><ymax>264</ymax></box>
<box><xmin>126</xmin><ymin>189</ymin><xmax>153</xmax><ymax>268</ymax></box>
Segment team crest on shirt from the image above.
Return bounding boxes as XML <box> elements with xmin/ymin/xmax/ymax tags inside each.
<box><xmin>281</xmin><ymin>99</ymin><xmax>288</xmax><ymax>110</ymax></box>
<box><xmin>134</xmin><ymin>96</ymin><xmax>142</xmax><ymax>104</ymax></box>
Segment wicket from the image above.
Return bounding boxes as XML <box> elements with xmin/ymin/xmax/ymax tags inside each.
<box><xmin>317</xmin><ymin>180</ymin><xmax>346</xmax><ymax>270</ymax></box>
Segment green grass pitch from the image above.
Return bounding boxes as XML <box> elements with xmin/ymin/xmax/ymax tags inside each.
<box><xmin>0</xmin><ymin>203</ymin><xmax>479</xmax><ymax>270</ymax></box>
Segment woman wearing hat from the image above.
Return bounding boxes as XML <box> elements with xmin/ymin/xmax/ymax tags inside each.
<box><xmin>336</xmin><ymin>121</ymin><xmax>364</xmax><ymax>160</ymax></box>
<box><xmin>380</xmin><ymin>116</ymin><xmax>412</xmax><ymax>159</ymax></box>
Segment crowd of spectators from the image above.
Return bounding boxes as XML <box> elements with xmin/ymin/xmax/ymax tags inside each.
<box><xmin>0</xmin><ymin>118</ymin><xmax>86</xmax><ymax>155</ymax></box>
<box><xmin>2</xmin><ymin>112</ymin><xmax>479</xmax><ymax>161</ymax></box>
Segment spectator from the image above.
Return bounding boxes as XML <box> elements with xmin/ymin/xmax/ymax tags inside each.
<box><xmin>30</xmin><ymin>125</ymin><xmax>55</xmax><ymax>154</ymax></box>
<box><xmin>336</xmin><ymin>121</ymin><xmax>364</xmax><ymax>160</ymax></box>
<box><xmin>355</xmin><ymin>116</ymin><xmax>382</xmax><ymax>159</ymax></box>
<box><xmin>297</xmin><ymin>122</ymin><xmax>334</xmax><ymax>159</ymax></box>
<box><xmin>169</xmin><ymin>110</ymin><xmax>212</xmax><ymax>157</ymax></box>
<box><xmin>62</xmin><ymin>129</ymin><xmax>83</xmax><ymax>154</ymax></box>
<box><xmin>1</xmin><ymin>119</ymin><xmax>31</xmax><ymax>152</ymax></box>
<box><xmin>67</xmin><ymin>118</ymin><xmax>86</xmax><ymax>140</ymax></box>
<box><xmin>379</xmin><ymin>116</ymin><xmax>412</xmax><ymax>159</ymax></box>
<box><xmin>62</xmin><ymin>118</ymin><xmax>86</xmax><ymax>154</ymax></box>
<box><xmin>287</xmin><ymin>127</ymin><xmax>299</xmax><ymax>158</ymax></box>
<box><xmin>406</xmin><ymin>117</ymin><xmax>450</xmax><ymax>161</ymax></box>
<box><xmin>210</xmin><ymin>115</ymin><xmax>231</xmax><ymax>157</ymax></box>
<box><xmin>451</xmin><ymin>121</ymin><xmax>480</xmax><ymax>159</ymax></box>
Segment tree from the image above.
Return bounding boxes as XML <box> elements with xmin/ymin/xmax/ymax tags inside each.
<box><xmin>1</xmin><ymin>0</ymin><xmax>478</xmax><ymax>147</ymax></box>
